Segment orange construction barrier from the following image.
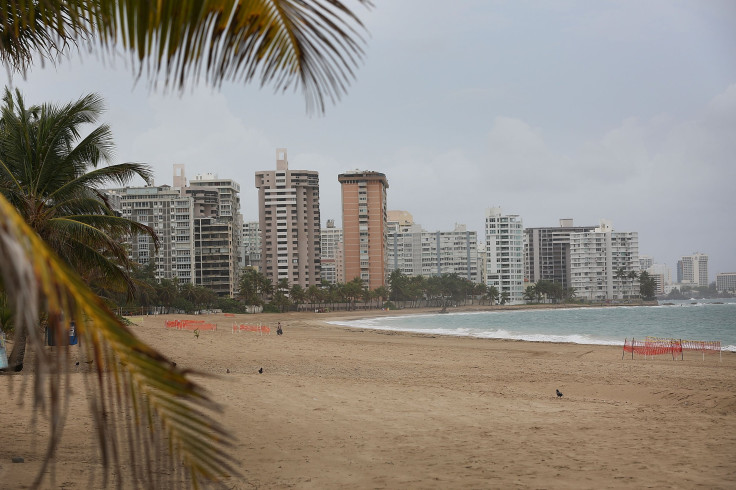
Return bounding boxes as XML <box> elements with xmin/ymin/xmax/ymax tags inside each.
<box><xmin>165</xmin><ymin>319</ymin><xmax>216</xmax><ymax>331</ymax></box>
<box><xmin>232</xmin><ymin>324</ymin><xmax>270</xmax><ymax>334</ymax></box>
<box><xmin>623</xmin><ymin>337</ymin><xmax>721</xmax><ymax>360</ymax></box>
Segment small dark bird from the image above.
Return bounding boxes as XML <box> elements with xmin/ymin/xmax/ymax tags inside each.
<box><xmin>171</xmin><ymin>362</ymin><xmax>177</xmax><ymax>367</ymax></box>
<box><xmin>556</xmin><ymin>389</ymin><xmax>563</xmax><ymax>398</ymax></box>
<box><xmin>258</xmin><ymin>367</ymin><xmax>263</xmax><ymax>374</ymax></box>
<box><xmin>226</xmin><ymin>368</ymin><xmax>230</xmax><ymax>373</ymax></box>
<box><xmin>75</xmin><ymin>361</ymin><xmax>80</xmax><ymax>366</ymax></box>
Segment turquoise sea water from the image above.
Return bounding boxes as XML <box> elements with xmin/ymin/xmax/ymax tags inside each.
<box><xmin>328</xmin><ymin>299</ymin><xmax>736</xmax><ymax>351</ymax></box>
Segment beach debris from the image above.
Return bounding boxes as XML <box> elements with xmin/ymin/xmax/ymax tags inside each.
<box><xmin>226</xmin><ymin>368</ymin><xmax>230</xmax><ymax>373</ymax></box>
<box><xmin>258</xmin><ymin>367</ymin><xmax>263</xmax><ymax>374</ymax></box>
<box><xmin>12</xmin><ymin>457</ymin><xmax>24</xmax><ymax>463</ymax></box>
<box><xmin>556</xmin><ymin>389</ymin><xmax>563</xmax><ymax>398</ymax></box>
<box><xmin>75</xmin><ymin>361</ymin><xmax>79</xmax><ymax>366</ymax></box>
<box><xmin>193</xmin><ymin>328</ymin><xmax>200</xmax><ymax>339</ymax></box>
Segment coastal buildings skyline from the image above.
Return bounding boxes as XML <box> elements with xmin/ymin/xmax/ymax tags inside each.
<box><xmin>109</xmin><ymin>158</ymin><xmax>725</xmax><ymax>301</ymax></box>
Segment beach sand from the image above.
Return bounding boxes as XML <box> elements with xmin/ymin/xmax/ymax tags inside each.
<box><xmin>2</xmin><ymin>308</ymin><xmax>735</xmax><ymax>489</ymax></box>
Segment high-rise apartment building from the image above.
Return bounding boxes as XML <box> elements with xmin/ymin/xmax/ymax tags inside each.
<box><xmin>320</xmin><ymin>219</ymin><xmax>344</xmax><ymax>284</ymax></box>
<box><xmin>106</xmin><ymin>165</ymin><xmax>242</xmax><ymax>297</ymax></box>
<box><xmin>716</xmin><ymin>272</ymin><xmax>736</xmax><ymax>293</ymax></box>
<box><xmin>255</xmin><ymin>148</ymin><xmax>322</xmax><ymax>288</ymax></box>
<box><xmin>485</xmin><ymin>207</ymin><xmax>524</xmax><ymax>304</ymax></box>
<box><xmin>239</xmin><ymin>221</ymin><xmax>261</xmax><ymax>270</ymax></box>
<box><xmin>338</xmin><ymin>170</ymin><xmax>389</xmax><ymax>290</ymax></box>
<box><xmin>639</xmin><ymin>255</ymin><xmax>654</xmax><ymax>271</ymax></box>
<box><xmin>387</xmin><ymin>216</ymin><xmax>480</xmax><ymax>282</ymax></box>
<box><xmin>678</xmin><ymin>252</ymin><xmax>709</xmax><ymax>286</ymax></box>
<box><xmin>524</xmin><ymin>219</ymin><xmax>596</xmax><ymax>289</ymax></box>
<box><xmin>108</xmin><ymin>185</ymin><xmax>196</xmax><ymax>283</ymax></box>
<box><xmin>194</xmin><ymin>218</ymin><xmax>237</xmax><ymax>297</ymax></box>
<box><xmin>646</xmin><ymin>263</ymin><xmax>671</xmax><ymax>295</ymax></box>
<box><xmin>569</xmin><ymin>220</ymin><xmax>639</xmax><ymax>301</ymax></box>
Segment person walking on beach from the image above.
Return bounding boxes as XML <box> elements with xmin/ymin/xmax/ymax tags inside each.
<box><xmin>277</xmin><ymin>322</ymin><xmax>283</xmax><ymax>336</ymax></box>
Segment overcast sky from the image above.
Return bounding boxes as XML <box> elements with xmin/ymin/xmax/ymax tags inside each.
<box><xmin>7</xmin><ymin>0</ymin><xmax>736</xmax><ymax>280</ymax></box>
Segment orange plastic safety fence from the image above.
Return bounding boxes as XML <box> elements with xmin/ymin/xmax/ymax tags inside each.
<box><xmin>232</xmin><ymin>324</ymin><xmax>271</xmax><ymax>334</ymax></box>
<box><xmin>623</xmin><ymin>337</ymin><xmax>721</xmax><ymax>357</ymax></box>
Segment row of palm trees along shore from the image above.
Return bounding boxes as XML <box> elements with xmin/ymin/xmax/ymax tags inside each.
<box><xmin>0</xmin><ymin>1</ymin><xmax>373</xmax><ymax>488</ymax></box>
<box><xmin>115</xmin><ymin>264</ymin><xmax>658</xmax><ymax>317</ymax></box>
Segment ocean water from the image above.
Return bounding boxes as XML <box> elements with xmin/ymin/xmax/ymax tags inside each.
<box><xmin>328</xmin><ymin>299</ymin><xmax>736</xmax><ymax>351</ymax></box>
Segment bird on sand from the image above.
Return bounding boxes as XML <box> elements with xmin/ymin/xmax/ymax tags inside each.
<box><xmin>556</xmin><ymin>389</ymin><xmax>563</xmax><ymax>398</ymax></box>
<box><xmin>226</xmin><ymin>368</ymin><xmax>230</xmax><ymax>373</ymax></box>
<box><xmin>258</xmin><ymin>367</ymin><xmax>263</xmax><ymax>374</ymax></box>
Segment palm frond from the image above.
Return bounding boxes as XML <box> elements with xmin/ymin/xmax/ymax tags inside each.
<box><xmin>0</xmin><ymin>192</ymin><xmax>238</xmax><ymax>487</ymax></box>
<box><xmin>1</xmin><ymin>0</ymin><xmax>372</xmax><ymax>113</ymax></box>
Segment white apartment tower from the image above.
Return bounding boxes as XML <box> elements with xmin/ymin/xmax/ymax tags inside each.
<box><xmin>255</xmin><ymin>148</ymin><xmax>322</xmax><ymax>289</ymax></box>
<box><xmin>240</xmin><ymin>221</ymin><xmax>262</xmax><ymax>270</ymax></box>
<box><xmin>678</xmin><ymin>253</ymin><xmax>709</xmax><ymax>287</ymax></box>
<box><xmin>320</xmin><ymin>219</ymin><xmax>344</xmax><ymax>284</ymax></box>
<box><xmin>524</xmin><ymin>219</ymin><xmax>596</xmax><ymax>289</ymax></box>
<box><xmin>485</xmin><ymin>207</ymin><xmax>524</xmax><ymax>304</ymax></box>
<box><xmin>387</xmin><ymin>217</ymin><xmax>480</xmax><ymax>282</ymax></box>
<box><xmin>569</xmin><ymin>220</ymin><xmax>639</xmax><ymax>301</ymax></box>
<box><xmin>108</xmin><ymin>185</ymin><xmax>196</xmax><ymax>283</ymax></box>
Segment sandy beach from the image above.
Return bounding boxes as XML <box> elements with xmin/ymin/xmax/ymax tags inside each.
<box><xmin>2</xmin><ymin>308</ymin><xmax>735</xmax><ymax>489</ymax></box>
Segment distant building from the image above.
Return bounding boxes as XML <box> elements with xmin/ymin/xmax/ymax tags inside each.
<box><xmin>108</xmin><ymin>185</ymin><xmax>196</xmax><ymax>283</ymax></box>
<box><xmin>569</xmin><ymin>220</ymin><xmax>639</xmax><ymax>301</ymax></box>
<box><xmin>256</xmin><ymin>148</ymin><xmax>322</xmax><ymax>289</ymax></box>
<box><xmin>639</xmin><ymin>255</ymin><xmax>654</xmax><ymax>271</ymax></box>
<box><xmin>194</xmin><ymin>218</ymin><xmax>237</xmax><ymax>297</ymax></box>
<box><xmin>387</xmin><ymin>216</ymin><xmax>480</xmax><ymax>282</ymax></box>
<box><xmin>485</xmin><ymin>207</ymin><xmax>524</xmax><ymax>304</ymax></box>
<box><xmin>320</xmin><ymin>219</ymin><xmax>344</xmax><ymax>284</ymax></box>
<box><xmin>716</xmin><ymin>273</ymin><xmax>736</xmax><ymax>293</ymax></box>
<box><xmin>524</xmin><ymin>219</ymin><xmax>596</xmax><ymax>289</ymax></box>
<box><xmin>106</xmin><ymin>171</ymin><xmax>241</xmax><ymax>297</ymax></box>
<box><xmin>338</xmin><ymin>170</ymin><xmax>389</xmax><ymax>290</ymax></box>
<box><xmin>239</xmin><ymin>221</ymin><xmax>261</xmax><ymax>270</ymax></box>
<box><xmin>678</xmin><ymin>253</ymin><xmax>709</xmax><ymax>287</ymax></box>
<box><xmin>645</xmin><ymin>263</ymin><xmax>672</xmax><ymax>295</ymax></box>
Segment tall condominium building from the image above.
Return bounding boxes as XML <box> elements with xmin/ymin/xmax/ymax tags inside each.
<box><xmin>194</xmin><ymin>218</ymin><xmax>237</xmax><ymax>297</ymax></box>
<box><xmin>108</xmin><ymin>185</ymin><xmax>196</xmax><ymax>283</ymax></box>
<box><xmin>524</xmin><ymin>219</ymin><xmax>596</xmax><ymax>289</ymax></box>
<box><xmin>106</xmin><ymin>166</ymin><xmax>242</xmax><ymax>297</ymax></box>
<box><xmin>569</xmin><ymin>220</ymin><xmax>639</xmax><ymax>301</ymax></box>
<box><xmin>320</xmin><ymin>219</ymin><xmax>344</xmax><ymax>284</ymax></box>
<box><xmin>255</xmin><ymin>148</ymin><xmax>322</xmax><ymax>288</ymax></box>
<box><xmin>239</xmin><ymin>221</ymin><xmax>261</xmax><ymax>270</ymax></box>
<box><xmin>485</xmin><ymin>207</ymin><xmax>524</xmax><ymax>304</ymax></box>
<box><xmin>338</xmin><ymin>170</ymin><xmax>389</xmax><ymax>290</ymax></box>
<box><xmin>387</xmin><ymin>215</ymin><xmax>480</xmax><ymax>282</ymax></box>
<box><xmin>678</xmin><ymin>252</ymin><xmax>709</xmax><ymax>286</ymax></box>
<box><xmin>716</xmin><ymin>272</ymin><xmax>736</xmax><ymax>293</ymax></box>
<box><xmin>190</xmin><ymin>173</ymin><xmax>241</xmax><ymax>221</ymax></box>
<box><xmin>639</xmin><ymin>255</ymin><xmax>654</xmax><ymax>271</ymax></box>
<box><xmin>646</xmin><ymin>263</ymin><xmax>672</xmax><ymax>295</ymax></box>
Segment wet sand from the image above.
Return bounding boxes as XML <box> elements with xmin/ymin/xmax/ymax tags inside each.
<box><xmin>2</xmin><ymin>308</ymin><xmax>735</xmax><ymax>489</ymax></box>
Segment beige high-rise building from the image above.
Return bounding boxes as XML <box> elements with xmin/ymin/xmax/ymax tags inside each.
<box><xmin>255</xmin><ymin>148</ymin><xmax>321</xmax><ymax>288</ymax></box>
<box><xmin>338</xmin><ymin>170</ymin><xmax>389</xmax><ymax>290</ymax></box>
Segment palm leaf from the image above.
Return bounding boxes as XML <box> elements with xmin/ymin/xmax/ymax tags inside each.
<box><xmin>0</xmin><ymin>193</ymin><xmax>237</xmax><ymax>487</ymax></box>
<box><xmin>1</xmin><ymin>0</ymin><xmax>372</xmax><ymax>112</ymax></box>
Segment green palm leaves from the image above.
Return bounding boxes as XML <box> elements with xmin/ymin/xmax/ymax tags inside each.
<box><xmin>0</xmin><ymin>193</ymin><xmax>237</xmax><ymax>487</ymax></box>
<box><xmin>0</xmin><ymin>0</ymin><xmax>372</xmax><ymax>112</ymax></box>
<box><xmin>0</xmin><ymin>88</ymin><xmax>157</xmax><ymax>296</ymax></box>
